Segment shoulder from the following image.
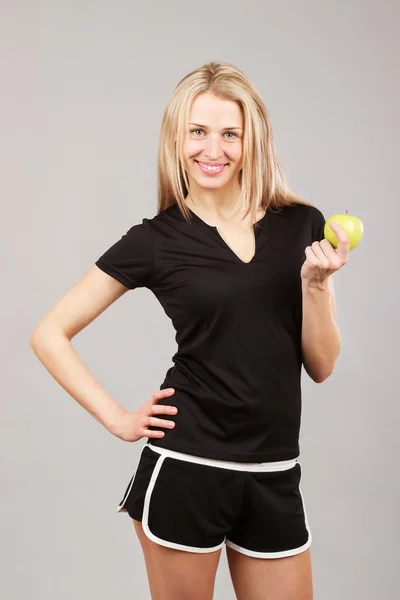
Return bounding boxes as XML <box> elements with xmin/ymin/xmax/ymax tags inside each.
<box><xmin>277</xmin><ymin>202</ymin><xmax>326</xmax><ymax>243</ymax></box>
<box><xmin>297</xmin><ymin>203</ymin><xmax>326</xmax><ymax>242</ymax></box>
<box><xmin>274</xmin><ymin>202</ymin><xmax>325</xmax><ymax>229</ymax></box>
<box><xmin>141</xmin><ymin>204</ymin><xmax>180</xmax><ymax>229</ymax></box>
<box><xmin>288</xmin><ymin>203</ymin><xmax>326</xmax><ymax>231</ymax></box>
<box><xmin>286</xmin><ymin>202</ymin><xmax>325</xmax><ymax>222</ymax></box>
<box><xmin>121</xmin><ymin>205</ymin><xmax>174</xmax><ymax>239</ymax></box>
<box><xmin>114</xmin><ymin>217</ymin><xmax>154</xmax><ymax>250</ymax></box>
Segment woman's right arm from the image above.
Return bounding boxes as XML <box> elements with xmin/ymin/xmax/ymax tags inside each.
<box><xmin>30</xmin><ymin>265</ymin><xmax>177</xmax><ymax>440</ymax></box>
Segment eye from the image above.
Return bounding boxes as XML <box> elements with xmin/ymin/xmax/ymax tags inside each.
<box><xmin>189</xmin><ymin>128</ymin><xmax>238</xmax><ymax>139</ymax></box>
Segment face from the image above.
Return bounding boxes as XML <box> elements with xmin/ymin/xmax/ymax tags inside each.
<box><xmin>182</xmin><ymin>92</ymin><xmax>243</xmax><ymax>191</ymax></box>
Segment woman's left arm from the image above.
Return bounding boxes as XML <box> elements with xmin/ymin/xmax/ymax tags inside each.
<box><xmin>300</xmin><ymin>222</ymin><xmax>349</xmax><ymax>383</ymax></box>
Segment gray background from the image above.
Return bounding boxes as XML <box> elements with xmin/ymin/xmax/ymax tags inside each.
<box><xmin>2</xmin><ymin>1</ymin><xmax>399</xmax><ymax>598</ymax></box>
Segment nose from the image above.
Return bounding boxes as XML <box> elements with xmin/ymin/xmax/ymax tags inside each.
<box><xmin>204</xmin><ymin>134</ymin><xmax>224</xmax><ymax>161</ymax></box>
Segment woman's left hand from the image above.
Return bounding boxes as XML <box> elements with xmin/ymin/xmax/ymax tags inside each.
<box><xmin>300</xmin><ymin>222</ymin><xmax>350</xmax><ymax>287</ymax></box>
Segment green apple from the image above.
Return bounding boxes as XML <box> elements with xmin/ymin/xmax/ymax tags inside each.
<box><xmin>324</xmin><ymin>210</ymin><xmax>364</xmax><ymax>251</ymax></box>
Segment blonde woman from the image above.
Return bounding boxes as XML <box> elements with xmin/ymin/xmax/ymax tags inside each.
<box><xmin>31</xmin><ymin>61</ymin><xmax>347</xmax><ymax>600</ymax></box>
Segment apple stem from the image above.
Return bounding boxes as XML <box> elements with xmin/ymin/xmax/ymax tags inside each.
<box><xmin>345</xmin><ymin>210</ymin><xmax>348</xmax><ymax>215</ymax></box>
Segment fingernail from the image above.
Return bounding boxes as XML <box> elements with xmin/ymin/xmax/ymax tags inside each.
<box><xmin>330</xmin><ymin>221</ymin><xmax>337</xmax><ymax>227</ymax></box>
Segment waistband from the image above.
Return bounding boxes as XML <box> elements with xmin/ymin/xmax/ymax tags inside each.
<box><xmin>147</xmin><ymin>443</ymin><xmax>299</xmax><ymax>472</ymax></box>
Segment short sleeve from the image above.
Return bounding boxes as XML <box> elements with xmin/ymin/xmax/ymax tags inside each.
<box><xmin>310</xmin><ymin>207</ymin><xmax>326</xmax><ymax>243</ymax></box>
<box><xmin>295</xmin><ymin>206</ymin><xmax>327</xmax><ymax>331</ymax></box>
<box><xmin>95</xmin><ymin>218</ymin><xmax>154</xmax><ymax>289</ymax></box>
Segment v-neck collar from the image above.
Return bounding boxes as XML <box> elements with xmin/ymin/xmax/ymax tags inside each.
<box><xmin>185</xmin><ymin>206</ymin><xmax>267</xmax><ymax>229</ymax></box>
<box><xmin>183</xmin><ymin>205</ymin><xmax>269</xmax><ymax>265</ymax></box>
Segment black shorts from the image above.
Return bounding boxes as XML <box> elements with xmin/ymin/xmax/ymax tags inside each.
<box><xmin>116</xmin><ymin>443</ymin><xmax>312</xmax><ymax>558</ymax></box>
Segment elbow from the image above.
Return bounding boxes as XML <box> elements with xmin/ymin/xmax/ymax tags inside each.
<box><xmin>30</xmin><ymin>327</ymin><xmax>46</xmax><ymax>354</ymax></box>
<box><xmin>30</xmin><ymin>322</ymin><xmax>47</xmax><ymax>348</ymax></box>
<box><xmin>30</xmin><ymin>328</ymin><xmax>40</xmax><ymax>349</ymax></box>
<box><xmin>313</xmin><ymin>370</ymin><xmax>333</xmax><ymax>384</ymax></box>
<box><xmin>303</xmin><ymin>360</ymin><xmax>336</xmax><ymax>383</ymax></box>
<box><xmin>304</xmin><ymin>347</ymin><xmax>341</xmax><ymax>384</ymax></box>
<box><xmin>30</xmin><ymin>321</ymin><xmax>63</xmax><ymax>350</ymax></box>
<box><xmin>313</xmin><ymin>360</ymin><xmax>338</xmax><ymax>383</ymax></box>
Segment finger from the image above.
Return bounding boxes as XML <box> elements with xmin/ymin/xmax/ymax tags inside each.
<box><xmin>306</xmin><ymin>244</ymin><xmax>342</xmax><ymax>272</ymax></box>
<box><xmin>310</xmin><ymin>242</ymin><xmax>330</xmax><ymax>267</ymax></box>
<box><xmin>146</xmin><ymin>416</ymin><xmax>176</xmax><ymax>429</ymax></box>
<box><xmin>304</xmin><ymin>246</ymin><xmax>320</xmax><ymax>265</ymax></box>
<box><xmin>151</xmin><ymin>388</ymin><xmax>175</xmax><ymax>403</ymax></box>
<box><xmin>319</xmin><ymin>239</ymin><xmax>345</xmax><ymax>268</ymax></box>
<box><xmin>152</xmin><ymin>404</ymin><xmax>178</xmax><ymax>415</ymax></box>
<box><xmin>142</xmin><ymin>428</ymin><xmax>165</xmax><ymax>438</ymax></box>
<box><xmin>318</xmin><ymin>240</ymin><xmax>345</xmax><ymax>270</ymax></box>
<box><xmin>329</xmin><ymin>223</ymin><xmax>350</xmax><ymax>261</ymax></box>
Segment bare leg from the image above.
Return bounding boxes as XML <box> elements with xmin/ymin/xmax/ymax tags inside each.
<box><xmin>133</xmin><ymin>519</ymin><xmax>222</xmax><ymax>600</ymax></box>
<box><xmin>226</xmin><ymin>545</ymin><xmax>313</xmax><ymax>600</ymax></box>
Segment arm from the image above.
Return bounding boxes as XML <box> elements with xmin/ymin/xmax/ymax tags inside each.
<box><xmin>30</xmin><ymin>266</ymin><xmax>131</xmax><ymax>433</ymax></box>
<box><xmin>300</xmin><ymin>216</ymin><xmax>349</xmax><ymax>383</ymax></box>
<box><xmin>301</xmin><ymin>274</ymin><xmax>341</xmax><ymax>383</ymax></box>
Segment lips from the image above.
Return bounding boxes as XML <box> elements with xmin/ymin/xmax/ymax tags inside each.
<box><xmin>195</xmin><ymin>161</ymin><xmax>228</xmax><ymax>175</ymax></box>
<box><xmin>195</xmin><ymin>160</ymin><xmax>228</xmax><ymax>166</ymax></box>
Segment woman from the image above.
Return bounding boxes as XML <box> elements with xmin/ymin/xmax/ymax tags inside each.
<box><xmin>31</xmin><ymin>61</ymin><xmax>348</xmax><ymax>600</ymax></box>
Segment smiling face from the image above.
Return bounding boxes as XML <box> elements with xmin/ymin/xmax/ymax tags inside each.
<box><xmin>182</xmin><ymin>92</ymin><xmax>244</xmax><ymax>193</ymax></box>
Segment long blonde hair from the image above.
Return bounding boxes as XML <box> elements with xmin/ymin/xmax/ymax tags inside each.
<box><xmin>156</xmin><ymin>61</ymin><xmax>314</xmax><ymax>225</ymax></box>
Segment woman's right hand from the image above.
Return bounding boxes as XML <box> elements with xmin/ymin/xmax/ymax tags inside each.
<box><xmin>109</xmin><ymin>388</ymin><xmax>178</xmax><ymax>442</ymax></box>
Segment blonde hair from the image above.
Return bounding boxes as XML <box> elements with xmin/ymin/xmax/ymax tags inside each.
<box><xmin>156</xmin><ymin>60</ymin><xmax>314</xmax><ymax>226</ymax></box>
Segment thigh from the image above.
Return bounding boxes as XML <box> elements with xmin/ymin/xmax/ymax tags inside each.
<box><xmin>226</xmin><ymin>462</ymin><xmax>311</xmax><ymax>557</ymax></box>
<box><xmin>134</xmin><ymin>519</ymin><xmax>222</xmax><ymax>600</ymax></box>
<box><xmin>226</xmin><ymin>545</ymin><xmax>313</xmax><ymax>600</ymax></box>
<box><xmin>118</xmin><ymin>445</ymin><xmax>243</xmax><ymax>551</ymax></box>
<box><xmin>225</xmin><ymin>460</ymin><xmax>313</xmax><ymax>599</ymax></box>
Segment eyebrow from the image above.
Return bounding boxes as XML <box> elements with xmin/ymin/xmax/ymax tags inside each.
<box><xmin>189</xmin><ymin>122</ymin><xmax>243</xmax><ymax>130</ymax></box>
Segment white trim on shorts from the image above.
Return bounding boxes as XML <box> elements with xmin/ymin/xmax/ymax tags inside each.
<box><xmin>117</xmin><ymin>442</ymin><xmax>312</xmax><ymax>557</ymax></box>
<box><xmin>116</xmin><ymin>443</ymin><xmax>147</xmax><ymax>513</ymax></box>
<box><xmin>142</xmin><ymin>453</ymin><xmax>226</xmax><ymax>553</ymax></box>
<box><xmin>147</xmin><ymin>443</ymin><xmax>299</xmax><ymax>472</ymax></box>
<box><xmin>225</xmin><ymin>486</ymin><xmax>313</xmax><ymax>558</ymax></box>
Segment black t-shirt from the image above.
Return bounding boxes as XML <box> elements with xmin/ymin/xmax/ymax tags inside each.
<box><xmin>95</xmin><ymin>202</ymin><xmax>326</xmax><ymax>462</ymax></box>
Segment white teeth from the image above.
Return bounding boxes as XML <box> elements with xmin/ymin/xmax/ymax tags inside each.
<box><xmin>198</xmin><ymin>162</ymin><xmax>225</xmax><ymax>171</ymax></box>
